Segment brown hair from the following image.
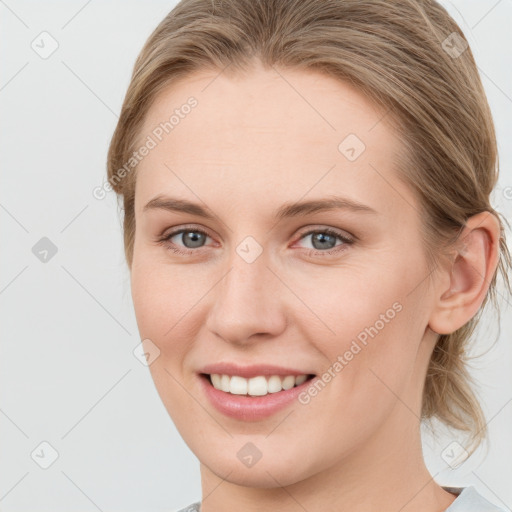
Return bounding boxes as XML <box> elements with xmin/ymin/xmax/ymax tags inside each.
<box><xmin>107</xmin><ymin>0</ymin><xmax>511</xmax><ymax>455</ymax></box>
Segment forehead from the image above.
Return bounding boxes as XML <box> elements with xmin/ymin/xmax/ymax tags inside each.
<box><xmin>134</xmin><ymin>65</ymin><xmax>414</xmax><ymax>220</ymax></box>
<box><xmin>139</xmin><ymin>64</ymin><xmax>393</xmax><ymax>149</ymax></box>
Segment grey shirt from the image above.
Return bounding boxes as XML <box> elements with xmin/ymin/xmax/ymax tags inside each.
<box><xmin>174</xmin><ymin>486</ymin><xmax>506</xmax><ymax>511</ymax></box>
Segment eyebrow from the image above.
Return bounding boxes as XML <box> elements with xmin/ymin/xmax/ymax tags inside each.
<box><xmin>143</xmin><ymin>194</ymin><xmax>377</xmax><ymax>220</ymax></box>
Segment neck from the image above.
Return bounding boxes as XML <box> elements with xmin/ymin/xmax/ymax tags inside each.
<box><xmin>198</xmin><ymin>402</ymin><xmax>456</xmax><ymax>512</ymax></box>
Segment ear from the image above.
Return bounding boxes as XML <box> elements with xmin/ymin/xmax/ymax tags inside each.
<box><xmin>428</xmin><ymin>211</ymin><xmax>501</xmax><ymax>335</ymax></box>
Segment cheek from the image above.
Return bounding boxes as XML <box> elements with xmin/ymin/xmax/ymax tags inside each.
<box><xmin>299</xmin><ymin>256</ymin><xmax>429</xmax><ymax>406</ymax></box>
<box><xmin>130</xmin><ymin>247</ymin><xmax>207</xmax><ymax>340</ymax></box>
<box><xmin>300</xmin><ymin>299</ymin><xmax>425</xmax><ymax>452</ymax></box>
<box><xmin>130</xmin><ymin>254</ymin><xmax>204</xmax><ymax>420</ymax></box>
<box><xmin>285</xmin><ymin>257</ymin><xmax>423</xmax><ymax>354</ymax></box>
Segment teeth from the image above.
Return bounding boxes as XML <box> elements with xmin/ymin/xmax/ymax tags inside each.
<box><xmin>295</xmin><ymin>374</ymin><xmax>307</xmax><ymax>386</ymax></box>
<box><xmin>209</xmin><ymin>373</ymin><xmax>310</xmax><ymax>396</ymax></box>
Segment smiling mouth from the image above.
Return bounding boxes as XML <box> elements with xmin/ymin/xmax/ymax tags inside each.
<box><xmin>200</xmin><ymin>373</ymin><xmax>316</xmax><ymax>397</ymax></box>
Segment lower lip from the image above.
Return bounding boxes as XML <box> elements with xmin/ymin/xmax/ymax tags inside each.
<box><xmin>198</xmin><ymin>374</ymin><xmax>316</xmax><ymax>421</ymax></box>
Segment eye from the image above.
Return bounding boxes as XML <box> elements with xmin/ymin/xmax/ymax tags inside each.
<box><xmin>294</xmin><ymin>228</ymin><xmax>354</xmax><ymax>256</ymax></box>
<box><xmin>157</xmin><ymin>226</ymin><xmax>213</xmax><ymax>255</ymax></box>
<box><xmin>156</xmin><ymin>225</ymin><xmax>354</xmax><ymax>257</ymax></box>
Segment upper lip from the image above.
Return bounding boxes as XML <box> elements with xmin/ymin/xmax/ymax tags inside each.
<box><xmin>198</xmin><ymin>362</ymin><xmax>315</xmax><ymax>379</ymax></box>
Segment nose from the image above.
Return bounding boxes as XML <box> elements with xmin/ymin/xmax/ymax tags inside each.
<box><xmin>205</xmin><ymin>248</ymin><xmax>287</xmax><ymax>345</ymax></box>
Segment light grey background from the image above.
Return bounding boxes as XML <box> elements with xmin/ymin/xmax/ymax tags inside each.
<box><xmin>0</xmin><ymin>1</ymin><xmax>511</xmax><ymax>511</ymax></box>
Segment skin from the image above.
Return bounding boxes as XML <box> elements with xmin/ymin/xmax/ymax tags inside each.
<box><xmin>129</xmin><ymin>60</ymin><xmax>500</xmax><ymax>512</ymax></box>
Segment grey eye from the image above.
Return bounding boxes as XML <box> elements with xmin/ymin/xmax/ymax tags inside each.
<box><xmin>173</xmin><ymin>230</ymin><xmax>208</xmax><ymax>248</ymax></box>
<box><xmin>309</xmin><ymin>232</ymin><xmax>338</xmax><ymax>250</ymax></box>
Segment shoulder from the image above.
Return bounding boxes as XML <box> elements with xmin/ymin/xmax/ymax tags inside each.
<box><xmin>174</xmin><ymin>502</ymin><xmax>201</xmax><ymax>512</ymax></box>
<box><xmin>443</xmin><ymin>486</ymin><xmax>506</xmax><ymax>512</ymax></box>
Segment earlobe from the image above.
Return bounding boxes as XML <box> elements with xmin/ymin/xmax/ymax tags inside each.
<box><xmin>428</xmin><ymin>212</ymin><xmax>500</xmax><ymax>335</ymax></box>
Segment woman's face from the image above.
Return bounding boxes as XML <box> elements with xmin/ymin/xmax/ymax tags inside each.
<box><xmin>130</xmin><ymin>63</ymin><xmax>439</xmax><ymax>487</ymax></box>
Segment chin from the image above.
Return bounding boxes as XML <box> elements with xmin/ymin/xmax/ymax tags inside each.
<box><xmin>205</xmin><ymin>457</ymin><xmax>308</xmax><ymax>489</ymax></box>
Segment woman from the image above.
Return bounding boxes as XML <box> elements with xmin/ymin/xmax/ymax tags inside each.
<box><xmin>106</xmin><ymin>0</ymin><xmax>511</xmax><ymax>510</ymax></box>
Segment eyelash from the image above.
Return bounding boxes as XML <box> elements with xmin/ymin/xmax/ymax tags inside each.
<box><xmin>156</xmin><ymin>225</ymin><xmax>355</xmax><ymax>257</ymax></box>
